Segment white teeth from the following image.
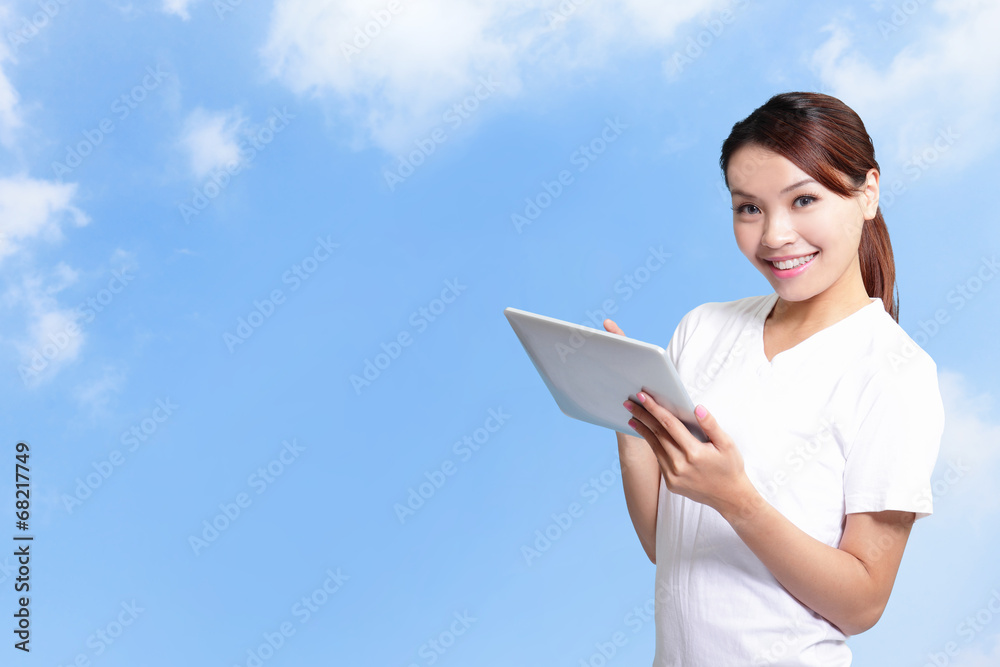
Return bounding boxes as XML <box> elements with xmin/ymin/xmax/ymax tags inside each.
<box><xmin>772</xmin><ymin>252</ymin><xmax>817</xmax><ymax>270</ymax></box>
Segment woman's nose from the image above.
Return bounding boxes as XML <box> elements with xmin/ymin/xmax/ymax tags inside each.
<box><xmin>760</xmin><ymin>212</ymin><xmax>796</xmax><ymax>248</ymax></box>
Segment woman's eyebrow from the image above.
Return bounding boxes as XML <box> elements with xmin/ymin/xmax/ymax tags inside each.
<box><xmin>730</xmin><ymin>178</ymin><xmax>817</xmax><ymax>199</ymax></box>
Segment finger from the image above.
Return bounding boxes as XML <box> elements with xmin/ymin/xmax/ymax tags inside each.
<box><xmin>626</xmin><ymin>400</ymin><xmax>673</xmax><ymax>447</ymax></box>
<box><xmin>693</xmin><ymin>404</ymin><xmax>726</xmax><ymax>450</ymax></box>
<box><xmin>627</xmin><ymin>417</ymin><xmax>677</xmax><ymax>476</ymax></box>
<box><xmin>603</xmin><ymin>319</ymin><xmax>625</xmax><ymax>336</ymax></box>
<box><xmin>636</xmin><ymin>391</ymin><xmax>692</xmax><ymax>462</ymax></box>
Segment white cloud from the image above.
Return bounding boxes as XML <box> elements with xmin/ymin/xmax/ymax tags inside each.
<box><xmin>0</xmin><ymin>175</ymin><xmax>89</xmax><ymax>261</ymax></box>
<box><xmin>47</xmin><ymin>262</ymin><xmax>79</xmax><ymax>294</ymax></box>
<box><xmin>0</xmin><ymin>176</ymin><xmax>94</xmax><ymax>385</ymax></box>
<box><xmin>946</xmin><ymin>632</ymin><xmax>1000</xmax><ymax>667</ymax></box>
<box><xmin>5</xmin><ymin>247</ymin><xmax>139</xmax><ymax>387</ymax></box>
<box><xmin>0</xmin><ymin>7</ymin><xmax>97</xmax><ymax>388</ymax></box>
<box><xmin>260</xmin><ymin>0</ymin><xmax>728</xmax><ymax>153</ymax></box>
<box><xmin>179</xmin><ymin>107</ymin><xmax>247</xmax><ymax>178</ymax></box>
<box><xmin>162</xmin><ymin>0</ymin><xmax>200</xmax><ymax>20</ymax></box>
<box><xmin>8</xmin><ymin>271</ymin><xmax>86</xmax><ymax>387</ymax></box>
<box><xmin>0</xmin><ymin>6</ymin><xmax>23</xmax><ymax>146</ymax></box>
<box><xmin>811</xmin><ymin>0</ymin><xmax>1000</xmax><ymax>168</ymax></box>
<box><xmin>75</xmin><ymin>365</ymin><xmax>127</xmax><ymax>416</ymax></box>
<box><xmin>931</xmin><ymin>368</ymin><xmax>1000</xmax><ymax>525</ymax></box>
<box><xmin>109</xmin><ymin>247</ymin><xmax>139</xmax><ymax>275</ymax></box>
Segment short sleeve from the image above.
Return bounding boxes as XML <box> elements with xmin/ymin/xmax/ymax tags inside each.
<box><xmin>665</xmin><ymin>303</ymin><xmax>704</xmax><ymax>368</ymax></box>
<box><xmin>843</xmin><ymin>354</ymin><xmax>945</xmax><ymax>520</ymax></box>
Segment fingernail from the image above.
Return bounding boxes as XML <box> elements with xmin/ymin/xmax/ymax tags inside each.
<box><xmin>637</xmin><ymin>392</ymin><xmax>645</xmax><ymax>403</ymax></box>
<box><xmin>695</xmin><ymin>405</ymin><xmax>707</xmax><ymax>419</ymax></box>
<box><xmin>623</xmin><ymin>400</ymin><xmax>633</xmax><ymax>412</ymax></box>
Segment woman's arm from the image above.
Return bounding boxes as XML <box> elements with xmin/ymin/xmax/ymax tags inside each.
<box><xmin>720</xmin><ymin>480</ymin><xmax>915</xmax><ymax>636</ymax></box>
<box><xmin>604</xmin><ymin>318</ymin><xmax>661</xmax><ymax>564</ymax></box>
<box><xmin>625</xmin><ymin>391</ymin><xmax>916</xmax><ymax>636</ymax></box>
<box><xmin>617</xmin><ymin>430</ymin><xmax>660</xmax><ymax>564</ymax></box>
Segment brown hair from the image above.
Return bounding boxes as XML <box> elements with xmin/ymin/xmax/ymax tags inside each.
<box><xmin>719</xmin><ymin>91</ymin><xmax>899</xmax><ymax>322</ymax></box>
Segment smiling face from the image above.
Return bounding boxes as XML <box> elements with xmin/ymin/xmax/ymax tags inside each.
<box><xmin>726</xmin><ymin>143</ymin><xmax>879</xmax><ymax>308</ymax></box>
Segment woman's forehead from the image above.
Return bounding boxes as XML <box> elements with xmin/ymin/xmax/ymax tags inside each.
<box><xmin>727</xmin><ymin>145</ymin><xmax>811</xmax><ymax>190</ymax></box>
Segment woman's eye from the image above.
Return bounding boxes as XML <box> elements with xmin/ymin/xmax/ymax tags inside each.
<box><xmin>794</xmin><ymin>195</ymin><xmax>816</xmax><ymax>207</ymax></box>
<box><xmin>734</xmin><ymin>204</ymin><xmax>759</xmax><ymax>215</ymax></box>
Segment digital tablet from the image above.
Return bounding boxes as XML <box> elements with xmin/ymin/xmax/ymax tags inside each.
<box><xmin>503</xmin><ymin>306</ymin><xmax>709</xmax><ymax>442</ymax></box>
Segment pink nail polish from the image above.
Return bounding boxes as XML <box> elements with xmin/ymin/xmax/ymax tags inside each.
<box><xmin>623</xmin><ymin>401</ymin><xmax>633</xmax><ymax>412</ymax></box>
<box><xmin>637</xmin><ymin>392</ymin><xmax>645</xmax><ymax>403</ymax></box>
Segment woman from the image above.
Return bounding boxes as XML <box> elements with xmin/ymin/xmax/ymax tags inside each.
<box><xmin>605</xmin><ymin>91</ymin><xmax>945</xmax><ymax>666</ymax></box>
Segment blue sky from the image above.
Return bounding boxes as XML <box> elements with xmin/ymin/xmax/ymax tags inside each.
<box><xmin>1</xmin><ymin>0</ymin><xmax>999</xmax><ymax>665</ymax></box>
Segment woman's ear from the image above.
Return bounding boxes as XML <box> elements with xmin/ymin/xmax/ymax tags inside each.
<box><xmin>862</xmin><ymin>167</ymin><xmax>880</xmax><ymax>219</ymax></box>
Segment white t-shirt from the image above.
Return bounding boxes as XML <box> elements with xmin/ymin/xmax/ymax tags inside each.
<box><xmin>652</xmin><ymin>292</ymin><xmax>945</xmax><ymax>667</ymax></box>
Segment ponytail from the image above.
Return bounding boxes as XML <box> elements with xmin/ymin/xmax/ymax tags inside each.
<box><xmin>859</xmin><ymin>209</ymin><xmax>899</xmax><ymax>322</ymax></box>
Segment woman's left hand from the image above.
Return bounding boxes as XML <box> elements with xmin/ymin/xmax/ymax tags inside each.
<box><xmin>624</xmin><ymin>391</ymin><xmax>751</xmax><ymax>516</ymax></box>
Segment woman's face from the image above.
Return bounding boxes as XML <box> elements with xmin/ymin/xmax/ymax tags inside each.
<box><xmin>726</xmin><ymin>143</ymin><xmax>879</xmax><ymax>304</ymax></box>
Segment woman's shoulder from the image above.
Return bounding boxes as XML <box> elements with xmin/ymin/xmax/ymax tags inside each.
<box><xmin>852</xmin><ymin>305</ymin><xmax>941</xmax><ymax>395</ymax></box>
<box><xmin>681</xmin><ymin>293</ymin><xmax>772</xmax><ymax>325</ymax></box>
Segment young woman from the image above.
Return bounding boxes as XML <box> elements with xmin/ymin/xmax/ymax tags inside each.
<box><xmin>605</xmin><ymin>92</ymin><xmax>945</xmax><ymax>666</ymax></box>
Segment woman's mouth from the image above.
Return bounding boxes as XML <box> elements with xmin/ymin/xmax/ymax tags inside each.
<box><xmin>766</xmin><ymin>252</ymin><xmax>818</xmax><ymax>278</ymax></box>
